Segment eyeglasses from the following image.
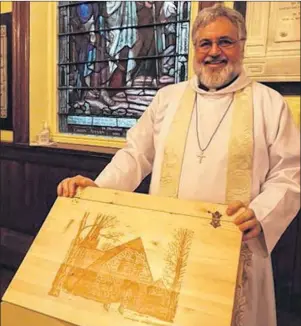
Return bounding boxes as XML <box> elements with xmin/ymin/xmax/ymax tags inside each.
<box><xmin>196</xmin><ymin>37</ymin><xmax>245</xmax><ymax>53</ymax></box>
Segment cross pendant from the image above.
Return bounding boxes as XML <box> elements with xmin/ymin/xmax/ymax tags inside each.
<box><xmin>197</xmin><ymin>151</ymin><xmax>206</xmax><ymax>163</ymax></box>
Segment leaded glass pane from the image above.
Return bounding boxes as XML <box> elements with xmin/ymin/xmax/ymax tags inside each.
<box><xmin>58</xmin><ymin>1</ymin><xmax>191</xmax><ymax>138</ymax></box>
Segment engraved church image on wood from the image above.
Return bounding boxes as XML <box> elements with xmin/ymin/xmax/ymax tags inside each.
<box><xmin>1</xmin><ymin>188</ymin><xmax>242</xmax><ymax>326</ymax></box>
<box><xmin>49</xmin><ymin>212</ymin><xmax>194</xmax><ymax>323</ymax></box>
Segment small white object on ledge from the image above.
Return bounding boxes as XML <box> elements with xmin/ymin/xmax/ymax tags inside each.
<box><xmin>36</xmin><ymin>121</ymin><xmax>52</xmax><ymax>145</ymax></box>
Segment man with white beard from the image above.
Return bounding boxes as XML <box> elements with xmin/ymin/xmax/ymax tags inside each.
<box><xmin>57</xmin><ymin>4</ymin><xmax>300</xmax><ymax>326</ymax></box>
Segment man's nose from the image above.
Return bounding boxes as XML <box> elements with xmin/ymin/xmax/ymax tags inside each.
<box><xmin>208</xmin><ymin>42</ymin><xmax>221</xmax><ymax>56</ymax></box>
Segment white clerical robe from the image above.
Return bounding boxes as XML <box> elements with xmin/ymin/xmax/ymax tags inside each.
<box><xmin>95</xmin><ymin>70</ymin><xmax>301</xmax><ymax>326</ymax></box>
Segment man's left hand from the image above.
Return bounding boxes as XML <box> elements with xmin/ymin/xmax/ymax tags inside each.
<box><xmin>226</xmin><ymin>201</ymin><xmax>262</xmax><ymax>241</ymax></box>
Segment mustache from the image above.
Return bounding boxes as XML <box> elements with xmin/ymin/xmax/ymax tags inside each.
<box><xmin>204</xmin><ymin>57</ymin><xmax>228</xmax><ymax>64</ymax></box>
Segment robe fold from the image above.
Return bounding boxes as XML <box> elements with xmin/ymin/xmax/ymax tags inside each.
<box><xmin>95</xmin><ymin>70</ymin><xmax>300</xmax><ymax>326</ymax></box>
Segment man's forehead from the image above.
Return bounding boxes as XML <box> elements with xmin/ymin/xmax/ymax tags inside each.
<box><xmin>196</xmin><ymin>17</ymin><xmax>239</xmax><ymax>39</ymax></box>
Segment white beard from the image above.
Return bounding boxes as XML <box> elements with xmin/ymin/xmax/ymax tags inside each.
<box><xmin>194</xmin><ymin>59</ymin><xmax>243</xmax><ymax>89</ymax></box>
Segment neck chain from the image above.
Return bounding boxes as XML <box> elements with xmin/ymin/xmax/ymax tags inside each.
<box><xmin>195</xmin><ymin>94</ymin><xmax>234</xmax><ymax>163</ymax></box>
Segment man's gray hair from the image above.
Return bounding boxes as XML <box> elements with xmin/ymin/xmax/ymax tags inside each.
<box><xmin>192</xmin><ymin>4</ymin><xmax>247</xmax><ymax>46</ymax></box>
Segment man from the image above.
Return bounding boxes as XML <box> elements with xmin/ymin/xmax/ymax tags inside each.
<box><xmin>57</xmin><ymin>5</ymin><xmax>300</xmax><ymax>326</ymax></box>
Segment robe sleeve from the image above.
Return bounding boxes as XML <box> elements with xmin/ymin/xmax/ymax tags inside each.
<box><xmin>248</xmin><ymin>97</ymin><xmax>300</xmax><ymax>256</ymax></box>
<box><xmin>94</xmin><ymin>90</ymin><xmax>161</xmax><ymax>191</ymax></box>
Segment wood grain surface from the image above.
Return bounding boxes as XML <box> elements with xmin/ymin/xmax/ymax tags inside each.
<box><xmin>2</xmin><ymin>187</ymin><xmax>242</xmax><ymax>326</ymax></box>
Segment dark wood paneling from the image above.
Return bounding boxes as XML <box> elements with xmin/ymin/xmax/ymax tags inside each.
<box><xmin>0</xmin><ymin>228</ymin><xmax>34</xmax><ymax>269</ymax></box>
<box><xmin>12</xmin><ymin>2</ymin><xmax>30</xmax><ymax>144</ymax></box>
<box><xmin>0</xmin><ymin>227</ymin><xmax>34</xmax><ymax>297</ymax></box>
<box><xmin>273</xmin><ymin>211</ymin><xmax>301</xmax><ymax>324</ymax></box>
<box><xmin>0</xmin><ymin>143</ymin><xmax>150</xmax><ymax>234</ymax></box>
<box><xmin>233</xmin><ymin>1</ymin><xmax>247</xmax><ymax>18</ymax></box>
<box><xmin>261</xmin><ymin>82</ymin><xmax>301</xmax><ymax>96</ymax></box>
<box><xmin>0</xmin><ymin>267</ymin><xmax>15</xmax><ymax>298</ymax></box>
<box><xmin>1</xmin><ymin>144</ymin><xmax>112</xmax><ymax>170</ymax></box>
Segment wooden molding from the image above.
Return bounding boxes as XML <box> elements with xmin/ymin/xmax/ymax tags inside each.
<box><xmin>0</xmin><ymin>12</ymin><xmax>13</xmax><ymax>131</ymax></box>
<box><xmin>233</xmin><ymin>1</ymin><xmax>247</xmax><ymax>17</ymax></box>
<box><xmin>12</xmin><ymin>2</ymin><xmax>30</xmax><ymax>144</ymax></box>
<box><xmin>198</xmin><ymin>2</ymin><xmax>217</xmax><ymax>11</ymax></box>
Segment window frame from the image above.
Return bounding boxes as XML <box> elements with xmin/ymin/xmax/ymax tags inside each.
<box><xmin>29</xmin><ymin>1</ymin><xmax>200</xmax><ymax>150</ymax></box>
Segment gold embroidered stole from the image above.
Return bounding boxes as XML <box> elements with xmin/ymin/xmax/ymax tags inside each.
<box><xmin>226</xmin><ymin>86</ymin><xmax>254</xmax><ymax>326</ymax></box>
<box><xmin>157</xmin><ymin>82</ymin><xmax>254</xmax><ymax>326</ymax></box>
<box><xmin>157</xmin><ymin>85</ymin><xmax>196</xmax><ymax>198</ymax></box>
<box><xmin>157</xmin><ymin>83</ymin><xmax>253</xmax><ymax>201</ymax></box>
<box><xmin>226</xmin><ymin>85</ymin><xmax>253</xmax><ymax>206</ymax></box>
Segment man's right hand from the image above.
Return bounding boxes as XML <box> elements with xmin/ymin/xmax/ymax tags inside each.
<box><xmin>57</xmin><ymin>175</ymin><xmax>98</xmax><ymax>197</ymax></box>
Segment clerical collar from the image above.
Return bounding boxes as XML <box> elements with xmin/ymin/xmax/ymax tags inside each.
<box><xmin>198</xmin><ymin>75</ymin><xmax>239</xmax><ymax>92</ymax></box>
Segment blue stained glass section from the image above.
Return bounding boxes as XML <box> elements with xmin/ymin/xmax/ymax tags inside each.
<box><xmin>117</xmin><ymin>118</ymin><xmax>137</xmax><ymax>128</ymax></box>
<box><xmin>77</xmin><ymin>4</ymin><xmax>93</xmax><ymax>23</ymax></box>
<box><xmin>93</xmin><ymin>117</ymin><xmax>117</xmax><ymax>127</ymax></box>
<box><xmin>67</xmin><ymin>116</ymin><xmax>93</xmax><ymax>125</ymax></box>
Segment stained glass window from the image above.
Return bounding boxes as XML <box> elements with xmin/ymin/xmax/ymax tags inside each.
<box><xmin>58</xmin><ymin>1</ymin><xmax>191</xmax><ymax>138</ymax></box>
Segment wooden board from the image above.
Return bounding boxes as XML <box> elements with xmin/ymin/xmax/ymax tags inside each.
<box><xmin>1</xmin><ymin>187</ymin><xmax>242</xmax><ymax>326</ymax></box>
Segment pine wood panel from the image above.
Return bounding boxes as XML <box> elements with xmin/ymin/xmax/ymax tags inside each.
<box><xmin>2</xmin><ymin>189</ymin><xmax>242</xmax><ymax>326</ymax></box>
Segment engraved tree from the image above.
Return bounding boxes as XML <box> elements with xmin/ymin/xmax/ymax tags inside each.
<box><xmin>49</xmin><ymin>212</ymin><xmax>122</xmax><ymax>296</ymax></box>
<box><xmin>163</xmin><ymin>228</ymin><xmax>194</xmax><ymax>321</ymax></box>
